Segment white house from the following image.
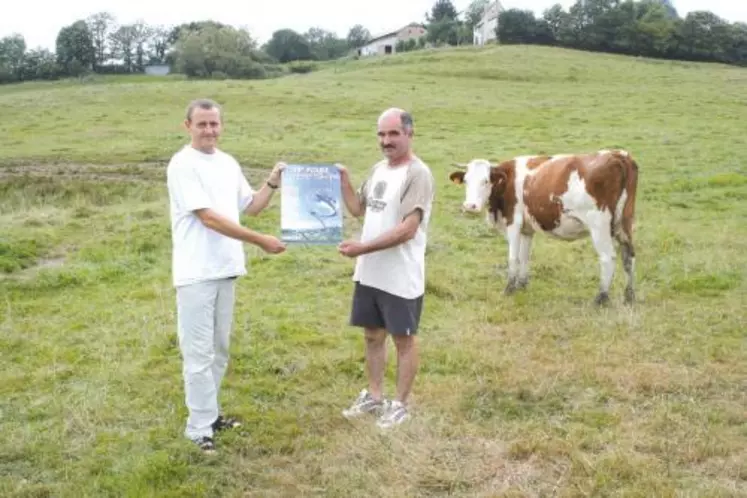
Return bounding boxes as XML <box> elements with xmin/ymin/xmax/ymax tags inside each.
<box><xmin>144</xmin><ymin>64</ymin><xmax>171</xmax><ymax>76</ymax></box>
<box><xmin>473</xmin><ymin>0</ymin><xmax>504</xmax><ymax>46</ymax></box>
<box><xmin>357</xmin><ymin>23</ymin><xmax>427</xmax><ymax>57</ymax></box>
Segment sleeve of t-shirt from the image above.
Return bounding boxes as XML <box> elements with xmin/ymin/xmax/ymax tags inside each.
<box><xmin>399</xmin><ymin>164</ymin><xmax>434</xmax><ymax>223</ymax></box>
<box><xmin>237</xmin><ymin>166</ymin><xmax>255</xmax><ymax>212</ymax></box>
<box><xmin>168</xmin><ymin>162</ymin><xmax>212</xmax><ymax>212</ymax></box>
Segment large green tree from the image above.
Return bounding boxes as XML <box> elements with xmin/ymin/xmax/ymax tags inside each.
<box><xmin>263</xmin><ymin>29</ymin><xmax>314</xmax><ymax>62</ymax></box>
<box><xmin>56</xmin><ymin>20</ymin><xmax>95</xmax><ymax>76</ymax></box>
<box><xmin>346</xmin><ymin>24</ymin><xmax>371</xmax><ymax>49</ymax></box>
<box><xmin>426</xmin><ymin>0</ymin><xmax>469</xmax><ymax>46</ymax></box>
<box><xmin>172</xmin><ymin>24</ymin><xmax>268</xmax><ymax>78</ymax></box>
<box><xmin>0</xmin><ymin>34</ymin><xmax>26</xmax><ymax>82</ymax></box>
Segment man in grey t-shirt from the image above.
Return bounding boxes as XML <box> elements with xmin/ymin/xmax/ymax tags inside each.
<box><xmin>337</xmin><ymin>107</ymin><xmax>435</xmax><ymax>429</ymax></box>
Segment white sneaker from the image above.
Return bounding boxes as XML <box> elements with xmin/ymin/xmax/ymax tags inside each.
<box><xmin>342</xmin><ymin>389</ymin><xmax>385</xmax><ymax>419</ymax></box>
<box><xmin>376</xmin><ymin>400</ymin><xmax>409</xmax><ymax>429</ymax></box>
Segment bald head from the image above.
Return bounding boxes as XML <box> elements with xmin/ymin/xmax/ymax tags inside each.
<box><xmin>378</xmin><ymin>107</ymin><xmax>414</xmax><ymax>135</ymax></box>
<box><xmin>377</xmin><ymin>107</ymin><xmax>414</xmax><ymax>164</ymax></box>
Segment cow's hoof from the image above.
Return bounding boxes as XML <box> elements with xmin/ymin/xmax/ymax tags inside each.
<box><xmin>503</xmin><ymin>281</ymin><xmax>518</xmax><ymax>295</ymax></box>
<box><xmin>516</xmin><ymin>278</ymin><xmax>529</xmax><ymax>290</ymax></box>
<box><xmin>594</xmin><ymin>292</ymin><xmax>610</xmax><ymax>307</ymax></box>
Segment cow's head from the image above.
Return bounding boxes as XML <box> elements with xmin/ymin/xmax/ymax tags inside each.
<box><xmin>449</xmin><ymin>159</ymin><xmax>507</xmax><ymax>213</ymax></box>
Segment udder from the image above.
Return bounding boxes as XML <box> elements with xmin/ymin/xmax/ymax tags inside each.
<box><xmin>550</xmin><ymin>213</ymin><xmax>588</xmax><ymax>240</ymax></box>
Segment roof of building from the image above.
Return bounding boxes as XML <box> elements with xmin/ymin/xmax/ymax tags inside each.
<box><xmin>363</xmin><ymin>23</ymin><xmax>425</xmax><ymax>46</ymax></box>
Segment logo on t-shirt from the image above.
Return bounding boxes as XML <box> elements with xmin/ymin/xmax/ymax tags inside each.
<box><xmin>367</xmin><ymin>180</ymin><xmax>388</xmax><ymax>212</ymax></box>
<box><xmin>373</xmin><ymin>180</ymin><xmax>387</xmax><ymax>199</ymax></box>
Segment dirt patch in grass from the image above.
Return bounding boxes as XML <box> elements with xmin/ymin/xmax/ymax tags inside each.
<box><xmin>0</xmin><ymin>239</ymin><xmax>68</xmax><ymax>279</ymax></box>
<box><xmin>0</xmin><ymin>161</ymin><xmax>277</xmax><ymax>187</ymax></box>
<box><xmin>0</xmin><ymin>162</ymin><xmax>164</xmax><ymax>183</ymax></box>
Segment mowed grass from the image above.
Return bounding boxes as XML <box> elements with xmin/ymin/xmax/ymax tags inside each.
<box><xmin>1</xmin><ymin>44</ymin><xmax>746</xmax><ymax>497</ymax></box>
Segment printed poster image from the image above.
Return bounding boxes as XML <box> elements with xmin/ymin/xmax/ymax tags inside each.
<box><xmin>281</xmin><ymin>164</ymin><xmax>343</xmax><ymax>244</ymax></box>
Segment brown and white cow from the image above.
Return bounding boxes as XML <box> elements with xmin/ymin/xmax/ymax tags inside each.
<box><xmin>449</xmin><ymin>150</ymin><xmax>639</xmax><ymax>306</ymax></box>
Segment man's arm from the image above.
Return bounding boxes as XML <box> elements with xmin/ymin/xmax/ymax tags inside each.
<box><xmin>338</xmin><ymin>164</ymin><xmax>366</xmax><ymax>217</ymax></box>
<box><xmin>339</xmin><ymin>163</ymin><xmax>433</xmax><ymax>258</ymax></box>
<box><xmin>244</xmin><ymin>182</ymin><xmax>277</xmax><ymax>216</ymax></box>
<box><xmin>359</xmin><ymin>210</ymin><xmax>422</xmax><ymax>254</ymax></box>
<box><xmin>241</xmin><ymin>162</ymin><xmax>283</xmax><ymax>216</ymax></box>
<box><xmin>194</xmin><ymin>208</ymin><xmax>284</xmax><ymax>253</ymax></box>
<box><xmin>169</xmin><ymin>160</ymin><xmax>284</xmax><ymax>253</ymax></box>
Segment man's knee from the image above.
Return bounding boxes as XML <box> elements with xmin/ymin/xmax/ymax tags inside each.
<box><xmin>182</xmin><ymin>333</ymin><xmax>216</xmax><ymax>374</ymax></box>
<box><xmin>392</xmin><ymin>334</ymin><xmax>416</xmax><ymax>352</ymax></box>
<box><xmin>364</xmin><ymin>327</ymin><xmax>387</xmax><ymax>344</ymax></box>
<box><xmin>183</xmin><ymin>349</ymin><xmax>215</xmax><ymax>375</ymax></box>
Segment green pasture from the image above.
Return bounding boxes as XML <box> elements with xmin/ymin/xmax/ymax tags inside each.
<box><xmin>1</xmin><ymin>44</ymin><xmax>746</xmax><ymax>497</ymax></box>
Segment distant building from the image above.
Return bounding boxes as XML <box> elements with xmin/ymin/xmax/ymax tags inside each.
<box><xmin>473</xmin><ymin>0</ymin><xmax>504</xmax><ymax>46</ymax></box>
<box><xmin>144</xmin><ymin>64</ymin><xmax>171</xmax><ymax>76</ymax></box>
<box><xmin>357</xmin><ymin>23</ymin><xmax>427</xmax><ymax>56</ymax></box>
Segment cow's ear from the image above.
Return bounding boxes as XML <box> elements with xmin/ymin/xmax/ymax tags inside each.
<box><xmin>449</xmin><ymin>171</ymin><xmax>465</xmax><ymax>184</ymax></box>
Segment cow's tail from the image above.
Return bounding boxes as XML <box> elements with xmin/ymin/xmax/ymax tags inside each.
<box><xmin>612</xmin><ymin>151</ymin><xmax>639</xmax><ymax>304</ymax></box>
<box><xmin>612</xmin><ymin>151</ymin><xmax>638</xmax><ymax>250</ymax></box>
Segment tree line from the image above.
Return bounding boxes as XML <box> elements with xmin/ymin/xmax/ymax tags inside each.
<box><xmin>1</xmin><ymin>0</ymin><xmax>745</xmax><ymax>85</ymax></box>
<box><xmin>393</xmin><ymin>0</ymin><xmax>747</xmax><ymax>67</ymax></box>
<box><xmin>0</xmin><ymin>0</ymin><xmax>491</xmax><ymax>83</ymax></box>
<box><xmin>0</xmin><ymin>13</ymin><xmax>378</xmax><ymax>83</ymax></box>
<box><xmin>495</xmin><ymin>0</ymin><xmax>747</xmax><ymax>66</ymax></box>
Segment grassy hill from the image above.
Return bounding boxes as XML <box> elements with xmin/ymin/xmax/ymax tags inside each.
<box><xmin>1</xmin><ymin>44</ymin><xmax>746</xmax><ymax>497</ymax></box>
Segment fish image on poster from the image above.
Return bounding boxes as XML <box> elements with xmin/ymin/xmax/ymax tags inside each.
<box><xmin>280</xmin><ymin>164</ymin><xmax>343</xmax><ymax>244</ymax></box>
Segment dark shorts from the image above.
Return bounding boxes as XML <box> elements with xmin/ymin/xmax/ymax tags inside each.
<box><xmin>349</xmin><ymin>282</ymin><xmax>423</xmax><ymax>336</ymax></box>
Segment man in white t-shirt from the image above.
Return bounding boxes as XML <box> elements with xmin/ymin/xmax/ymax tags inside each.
<box><xmin>337</xmin><ymin>107</ymin><xmax>435</xmax><ymax>429</ymax></box>
<box><xmin>166</xmin><ymin>98</ymin><xmax>286</xmax><ymax>453</ymax></box>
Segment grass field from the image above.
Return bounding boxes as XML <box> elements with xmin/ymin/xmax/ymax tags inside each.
<box><xmin>2</xmin><ymin>44</ymin><xmax>746</xmax><ymax>497</ymax></box>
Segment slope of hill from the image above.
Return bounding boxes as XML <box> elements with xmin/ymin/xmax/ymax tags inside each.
<box><xmin>1</xmin><ymin>45</ymin><xmax>746</xmax><ymax>497</ymax></box>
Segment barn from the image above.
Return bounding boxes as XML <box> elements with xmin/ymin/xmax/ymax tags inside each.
<box><xmin>356</xmin><ymin>23</ymin><xmax>426</xmax><ymax>57</ymax></box>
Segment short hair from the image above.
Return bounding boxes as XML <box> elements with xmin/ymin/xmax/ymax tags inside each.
<box><xmin>399</xmin><ymin>111</ymin><xmax>414</xmax><ymax>133</ymax></box>
<box><xmin>186</xmin><ymin>98</ymin><xmax>222</xmax><ymax>121</ymax></box>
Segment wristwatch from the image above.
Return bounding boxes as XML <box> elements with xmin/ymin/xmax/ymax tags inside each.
<box><xmin>267</xmin><ymin>180</ymin><xmax>279</xmax><ymax>189</ymax></box>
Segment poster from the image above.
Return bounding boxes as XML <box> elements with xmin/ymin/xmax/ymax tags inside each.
<box><xmin>281</xmin><ymin>164</ymin><xmax>343</xmax><ymax>245</ymax></box>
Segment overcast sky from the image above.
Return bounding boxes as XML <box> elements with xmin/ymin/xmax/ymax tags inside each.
<box><xmin>3</xmin><ymin>0</ymin><xmax>746</xmax><ymax>51</ymax></box>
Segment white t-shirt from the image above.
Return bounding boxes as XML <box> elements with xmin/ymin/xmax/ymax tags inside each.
<box><xmin>166</xmin><ymin>145</ymin><xmax>254</xmax><ymax>287</ymax></box>
<box><xmin>353</xmin><ymin>155</ymin><xmax>435</xmax><ymax>299</ymax></box>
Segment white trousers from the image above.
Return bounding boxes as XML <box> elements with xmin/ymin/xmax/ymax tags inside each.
<box><xmin>175</xmin><ymin>277</ymin><xmax>236</xmax><ymax>440</ymax></box>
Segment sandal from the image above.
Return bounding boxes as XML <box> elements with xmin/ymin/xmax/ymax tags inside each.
<box><xmin>194</xmin><ymin>436</ymin><xmax>216</xmax><ymax>453</ymax></box>
<box><xmin>212</xmin><ymin>414</ymin><xmax>241</xmax><ymax>432</ymax></box>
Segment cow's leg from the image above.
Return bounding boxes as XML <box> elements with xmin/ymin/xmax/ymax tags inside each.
<box><xmin>588</xmin><ymin>217</ymin><xmax>616</xmax><ymax>306</ymax></box>
<box><xmin>517</xmin><ymin>233</ymin><xmax>534</xmax><ymax>289</ymax></box>
<box><xmin>615</xmin><ymin>225</ymin><xmax>636</xmax><ymax>304</ymax></box>
<box><xmin>504</xmin><ymin>223</ymin><xmax>522</xmax><ymax>294</ymax></box>
<box><xmin>620</xmin><ymin>241</ymin><xmax>635</xmax><ymax>304</ymax></box>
